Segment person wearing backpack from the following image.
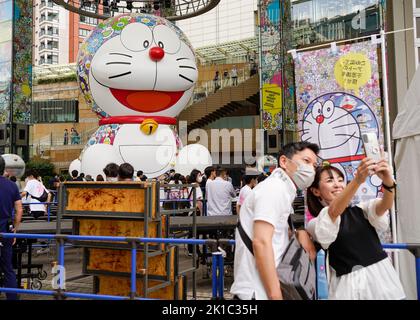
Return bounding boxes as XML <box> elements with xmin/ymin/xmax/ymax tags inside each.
<box><xmin>21</xmin><ymin>170</ymin><xmax>51</xmax><ymax>219</ymax></box>
<box><xmin>230</xmin><ymin>142</ymin><xmax>319</xmax><ymax>300</ymax></box>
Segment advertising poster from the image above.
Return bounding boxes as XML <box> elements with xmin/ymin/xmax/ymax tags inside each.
<box><xmin>0</xmin><ymin>0</ymin><xmax>13</xmax><ymax>124</ymax></box>
<box><xmin>295</xmin><ymin>41</ymin><xmax>391</xmax><ymax>242</ymax></box>
<box><xmin>12</xmin><ymin>0</ymin><xmax>32</xmax><ymax>124</ymax></box>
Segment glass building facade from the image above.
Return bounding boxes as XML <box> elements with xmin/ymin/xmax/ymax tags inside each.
<box><xmin>273</xmin><ymin>0</ymin><xmax>384</xmax><ymax>144</ymax></box>
<box><xmin>290</xmin><ymin>0</ymin><xmax>383</xmax><ymax>47</ymax></box>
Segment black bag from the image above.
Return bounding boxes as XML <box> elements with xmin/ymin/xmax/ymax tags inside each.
<box><xmin>31</xmin><ymin>188</ymin><xmax>49</xmax><ymax>203</ymax></box>
<box><xmin>237</xmin><ymin>218</ymin><xmax>316</xmax><ymax>300</ymax></box>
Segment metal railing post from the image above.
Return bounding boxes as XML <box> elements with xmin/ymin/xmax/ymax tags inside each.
<box><xmin>211</xmin><ymin>252</ymin><xmax>219</xmax><ymax>299</ymax></box>
<box><xmin>130</xmin><ymin>240</ymin><xmax>137</xmax><ymax>300</ymax></box>
<box><xmin>218</xmin><ymin>253</ymin><xmax>224</xmax><ymax>299</ymax></box>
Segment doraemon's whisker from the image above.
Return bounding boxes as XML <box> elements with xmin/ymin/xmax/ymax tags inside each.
<box><xmin>109</xmin><ymin>71</ymin><xmax>132</xmax><ymax>79</ymax></box>
<box><xmin>350</xmin><ymin>108</ymin><xmax>363</xmax><ymax>113</ymax></box>
<box><xmin>106</xmin><ymin>62</ymin><xmax>132</xmax><ymax>65</ymax></box>
<box><xmin>176</xmin><ymin>58</ymin><xmax>190</xmax><ymax>61</ymax></box>
<box><xmin>302</xmin><ymin>119</ymin><xmax>313</xmax><ymax>125</ymax></box>
<box><xmin>109</xmin><ymin>53</ymin><xmax>132</xmax><ymax>58</ymax></box>
<box><xmin>334</xmin><ymin>133</ymin><xmax>361</xmax><ymax>139</ymax></box>
<box><xmin>298</xmin><ymin>129</ymin><xmax>309</xmax><ymax>133</ymax></box>
<box><xmin>179</xmin><ymin>66</ymin><xmax>197</xmax><ymax>70</ymax></box>
<box><xmin>327</xmin><ymin>113</ymin><xmax>349</xmax><ymax>125</ymax></box>
<box><xmin>179</xmin><ymin>74</ymin><xmax>194</xmax><ymax>83</ymax></box>
<box><xmin>332</xmin><ymin>123</ymin><xmax>358</xmax><ymax>130</ymax></box>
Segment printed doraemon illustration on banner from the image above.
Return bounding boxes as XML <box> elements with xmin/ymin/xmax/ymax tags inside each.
<box><xmin>294</xmin><ymin>41</ymin><xmax>391</xmax><ymax>242</ymax></box>
<box><xmin>72</xmin><ymin>13</ymin><xmax>212</xmax><ymax>179</ymax></box>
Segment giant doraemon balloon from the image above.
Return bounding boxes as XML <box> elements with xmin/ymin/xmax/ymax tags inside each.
<box><xmin>75</xmin><ymin>13</ymin><xmax>211</xmax><ymax>178</ymax></box>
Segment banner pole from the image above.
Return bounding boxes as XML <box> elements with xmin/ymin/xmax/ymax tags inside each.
<box><xmin>380</xmin><ymin>29</ymin><xmax>399</xmax><ymax>272</ymax></box>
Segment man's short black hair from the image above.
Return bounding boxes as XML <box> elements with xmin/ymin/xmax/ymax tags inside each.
<box><xmin>71</xmin><ymin>170</ymin><xmax>78</xmax><ymax>178</ymax></box>
<box><xmin>27</xmin><ymin>169</ymin><xmax>39</xmax><ymax>179</ymax></box>
<box><xmin>204</xmin><ymin>166</ymin><xmax>216</xmax><ymax>178</ymax></box>
<box><xmin>103</xmin><ymin>163</ymin><xmax>119</xmax><ymax>178</ymax></box>
<box><xmin>0</xmin><ymin>155</ymin><xmax>5</xmax><ymax>176</ymax></box>
<box><xmin>137</xmin><ymin>170</ymin><xmax>143</xmax><ymax>177</ymax></box>
<box><xmin>118</xmin><ymin>163</ymin><xmax>134</xmax><ymax>180</ymax></box>
<box><xmin>216</xmin><ymin>167</ymin><xmax>226</xmax><ymax>177</ymax></box>
<box><xmin>278</xmin><ymin>142</ymin><xmax>319</xmax><ymax>160</ymax></box>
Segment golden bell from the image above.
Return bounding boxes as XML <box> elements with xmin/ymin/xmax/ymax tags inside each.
<box><xmin>140</xmin><ymin>119</ymin><xmax>158</xmax><ymax>135</ymax></box>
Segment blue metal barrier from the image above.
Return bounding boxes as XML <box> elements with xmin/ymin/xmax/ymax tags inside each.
<box><xmin>0</xmin><ymin>232</ymin><xmax>209</xmax><ymax>300</ymax></box>
<box><xmin>0</xmin><ymin>232</ymin><xmax>418</xmax><ymax>300</ymax></box>
<box><xmin>382</xmin><ymin>243</ymin><xmax>420</xmax><ymax>300</ymax></box>
<box><xmin>22</xmin><ymin>202</ymin><xmax>58</xmax><ymax>222</ymax></box>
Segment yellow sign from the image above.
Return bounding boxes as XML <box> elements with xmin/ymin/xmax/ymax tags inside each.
<box><xmin>262</xmin><ymin>84</ymin><xmax>282</xmax><ymax>130</ymax></box>
<box><xmin>334</xmin><ymin>53</ymin><xmax>371</xmax><ymax>90</ymax></box>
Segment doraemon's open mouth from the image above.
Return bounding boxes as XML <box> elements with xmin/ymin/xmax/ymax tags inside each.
<box><xmin>110</xmin><ymin>88</ymin><xmax>184</xmax><ymax>113</ymax></box>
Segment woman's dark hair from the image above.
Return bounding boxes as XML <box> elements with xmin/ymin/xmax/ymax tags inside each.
<box><xmin>103</xmin><ymin>163</ymin><xmax>119</xmax><ymax>178</ymax></box>
<box><xmin>172</xmin><ymin>173</ymin><xmax>182</xmax><ymax>184</ymax></box>
<box><xmin>188</xmin><ymin>169</ymin><xmax>201</xmax><ymax>184</ymax></box>
<box><xmin>243</xmin><ymin>175</ymin><xmax>256</xmax><ymax>185</ymax></box>
<box><xmin>180</xmin><ymin>175</ymin><xmax>187</xmax><ymax>184</ymax></box>
<box><xmin>257</xmin><ymin>173</ymin><xmax>267</xmax><ymax>183</ymax></box>
<box><xmin>307</xmin><ymin>165</ymin><xmax>345</xmax><ymax>217</ymax></box>
<box><xmin>96</xmin><ymin>174</ymin><xmax>105</xmax><ymax>181</ymax></box>
<box><xmin>118</xmin><ymin>163</ymin><xmax>134</xmax><ymax>180</ymax></box>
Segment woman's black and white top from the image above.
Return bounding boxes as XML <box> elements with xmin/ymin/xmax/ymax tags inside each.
<box><xmin>307</xmin><ymin>199</ymin><xmax>405</xmax><ymax>300</ymax></box>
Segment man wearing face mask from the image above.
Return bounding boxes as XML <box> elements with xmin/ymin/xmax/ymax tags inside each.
<box><xmin>230</xmin><ymin>142</ymin><xmax>319</xmax><ymax>300</ymax></box>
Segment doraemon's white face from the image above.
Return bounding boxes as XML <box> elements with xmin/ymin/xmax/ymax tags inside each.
<box><xmin>302</xmin><ymin>99</ymin><xmax>361</xmax><ymax>160</ymax></box>
<box><xmin>89</xmin><ymin>22</ymin><xmax>197</xmax><ymax>117</ymax></box>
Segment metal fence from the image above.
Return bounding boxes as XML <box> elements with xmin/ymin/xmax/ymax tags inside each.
<box><xmin>0</xmin><ymin>232</ymin><xmax>418</xmax><ymax>300</ymax></box>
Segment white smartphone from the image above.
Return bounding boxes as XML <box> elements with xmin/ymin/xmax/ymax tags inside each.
<box><xmin>361</xmin><ymin>132</ymin><xmax>382</xmax><ymax>162</ymax></box>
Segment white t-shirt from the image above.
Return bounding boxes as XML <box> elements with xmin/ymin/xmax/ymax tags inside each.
<box><xmin>230</xmin><ymin>168</ymin><xmax>296</xmax><ymax>300</ymax></box>
<box><xmin>206</xmin><ymin>177</ymin><xmax>236</xmax><ymax>216</ymax></box>
<box><xmin>188</xmin><ymin>186</ymin><xmax>203</xmax><ymax>200</ymax></box>
<box><xmin>24</xmin><ymin>179</ymin><xmax>48</xmax><ymax>212</ymax></box>
<box><xmin>238</xmin><ymin>185</ymin><xmax>252</xmax><ymax>206</ymax></box>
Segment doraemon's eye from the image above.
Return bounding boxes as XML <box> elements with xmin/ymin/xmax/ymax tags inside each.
<box><xmin>311</xmin><ymin>102</ymin><xmax>322</xmax><ymax>119</ymax></box>
<box><xmin>121</xmin><ymin>23</ymin><xmax>153</xmax><ymax>52</ymax></box>
<box><xmin>322</xmin><ymin>100</ymin><xmax>335</xmax><ymax>119</ymax></box>
<box><xmin>153</xmin><ymin>25</ymin><xmax>180</xmax><ymax>54</ymax></box>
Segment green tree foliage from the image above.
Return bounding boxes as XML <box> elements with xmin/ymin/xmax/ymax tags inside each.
<box><xmin>25</xmin><ymin>156</ymin><xmax>55</xmax><ymax>187</ymax></box>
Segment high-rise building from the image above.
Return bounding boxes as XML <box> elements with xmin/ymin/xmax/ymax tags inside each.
<box><xmin>33</xmin><ymin>0</ymin><xmax>69</xmax><ymax>66</ymax></box>
<box><xmin>68</xmin><ymin>1</ymin><xmax>103</xmax><ymax>63</ymax></box>
<box><xmin>33</xmin><ymin>0</ymin><xmax>103</xmax><ymax>66</ymax></box>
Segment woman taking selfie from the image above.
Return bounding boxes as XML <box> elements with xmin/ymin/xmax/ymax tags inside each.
<box><xmin>306</xmin><ymin>157</ymin><xmax>405</xmax><ymax>300</ymax></box>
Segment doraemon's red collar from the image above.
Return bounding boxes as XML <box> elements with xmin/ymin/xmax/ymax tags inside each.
<box><xmin>99</xmin><ymin>116</ymin><xmax>177</xmax><ymax>126</ymax></box>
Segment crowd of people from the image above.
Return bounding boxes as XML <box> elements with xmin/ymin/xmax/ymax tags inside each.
<box><xmin>0</xmin><ymin>137</ymin><xmax>407</xmax><ymax>300</ymax></box>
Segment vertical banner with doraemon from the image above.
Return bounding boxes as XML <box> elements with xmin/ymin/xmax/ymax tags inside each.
<box><xmin>295</xmin><ymin>41</ymin><xmax>386</xmax><ymax>211</ymax></box>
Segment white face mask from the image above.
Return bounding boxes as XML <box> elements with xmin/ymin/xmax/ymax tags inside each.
<box><xmin>197</xmin><ymin>176</ymin><xmax>203</xmax><ymax>183</ymax></box>
<box><xmin>289</xmin><ymin>159</ymin><xmax>316</xmax><ymax>190</ymax></box>
<box><xmin>106</xmin><ymin>177</ymin><xmax>118</xmax><ymax>182</ymax></box>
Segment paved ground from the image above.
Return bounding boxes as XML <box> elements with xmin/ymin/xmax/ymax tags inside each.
<box><xmin>1</xmin><ymin>243</ymin><xmax>234</xmax><ymax>300</ymax></box>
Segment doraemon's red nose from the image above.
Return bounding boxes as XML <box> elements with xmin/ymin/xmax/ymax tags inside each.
<box><xmin>149</xmin><ymin>47</ymin><xmax>165</xmax><ymax>62</ymax></box>
<box><xmin>316</xmin><ymin>115</ymin><xmax>325</xmax><ymax>124</ymax></box>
